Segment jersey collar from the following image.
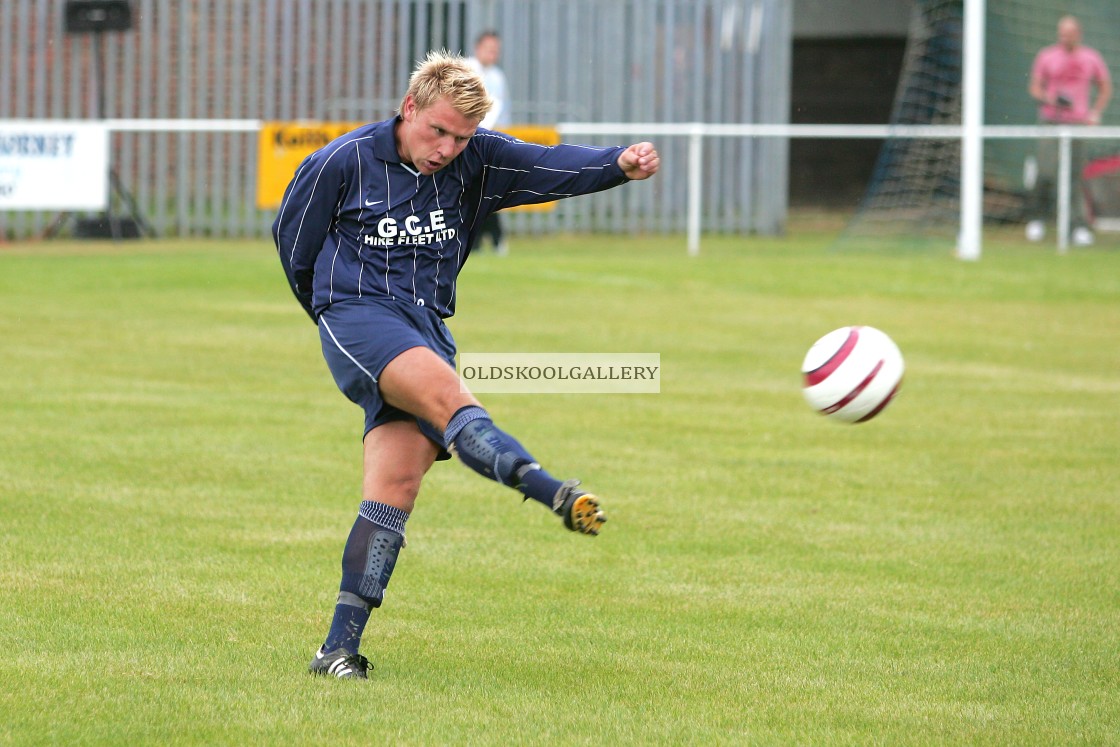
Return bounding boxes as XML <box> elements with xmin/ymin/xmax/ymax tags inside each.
<box><xmin>373</xmin><ymin>116</ymin><xmax>405</xmax><ymax>164</ymax></box>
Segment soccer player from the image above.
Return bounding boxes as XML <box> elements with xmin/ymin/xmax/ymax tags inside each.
<box><xmin>273</xmin><ymin>50</ymin><xmax>659</xmax><ymax>679</ymax></box>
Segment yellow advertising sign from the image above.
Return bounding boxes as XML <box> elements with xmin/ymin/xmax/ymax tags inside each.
<box><xmin>256</xmin><ymin>122</ymin><xmax>361</xmax><ymax>210</ymax></box>
<box><xmin>502</xmin><ymin>125</ymin><xmax>561</xmax><ymax>147</ymax></box>
<box><xmin>256</xmin><ymin>122</ymin><xmax>563</xmax><ymax>212</ymax></box>
<box><xmin>501</xmin><ymin>125</ymin><xmax>561</xmax><ymax>213</ymax></box>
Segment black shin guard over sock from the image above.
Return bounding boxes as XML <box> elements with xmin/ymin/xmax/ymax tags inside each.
<box><xmin>444</xmin><ymin>405</ymin><xmax>564</xmax><ymax>507</ymax></box>
<box><xmin>340</xmin><ymin>501</ymin><xmax>408</xmax><ymax>607</ymax></box>
<box><xmin>323</xmin><ymin>501</ymin><xmax>408</xmax><ymax>654</ymax></box>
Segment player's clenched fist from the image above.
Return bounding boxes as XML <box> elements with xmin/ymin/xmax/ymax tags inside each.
<box><xmin>618</xmin><ymin>142</ymin><xmax>660</xmax><ymax>180</ymax></box>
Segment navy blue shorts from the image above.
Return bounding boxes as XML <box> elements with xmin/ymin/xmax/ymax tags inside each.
<box><xmin>317</xmin><ymin>296</ymin><xmax>456</xmax><ymax>459</ymax></box>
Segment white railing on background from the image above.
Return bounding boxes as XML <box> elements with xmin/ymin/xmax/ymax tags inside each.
<box><xmin>102</xmin><ymin>119</ymin><xmax>263</xmax><ymax>133</ymax></box>
<box><xmin>558</xmin><ymin>121</ymin><xmax>1120</xmax><ymax>256</ymax></box>
<box><xmin>7</xmin><ymin>118</ymin><xmax>1120</xmax><ymax>256</ymax></box>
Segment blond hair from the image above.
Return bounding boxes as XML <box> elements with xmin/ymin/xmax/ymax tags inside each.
<box><xmin>399</xmin><ymin>49</ymin><xmax>493</xmax><ymax>122</ymax></box>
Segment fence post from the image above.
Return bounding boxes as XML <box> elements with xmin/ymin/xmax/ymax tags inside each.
<box><xmin>1057</xmin><ymin>129</ymin><xmax>1071</xmax><ymax>255</ymax></box>
<box><xmin>687</xmin><ymin>124</ymin><xmax>703</xmax><ymax>256</ymax></box>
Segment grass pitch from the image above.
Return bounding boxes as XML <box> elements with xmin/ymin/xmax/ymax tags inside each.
<box><xmin>1</xmin><ymin>226</ymin><xmax>1118</xmax><ymax>745</ymax></box>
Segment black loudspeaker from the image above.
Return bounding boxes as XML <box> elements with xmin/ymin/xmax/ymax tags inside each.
<box><xmin>64</xmin><ymin>1</ymin><xmax>133</xmax><ymax>34</ymax></box>
<box><xmin>73</xmin><ymin>216</ymin><xmax>143</xmax><ymax>239</ymax></box>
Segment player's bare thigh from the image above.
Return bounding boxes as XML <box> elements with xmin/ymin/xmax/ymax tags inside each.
<box><xmin>378</xmin><ymin>345</ymin><xmax>480</xmax><ymax>430</ymax></box>
<box><xmin>362</xmin><ymin>419</ymin><xmax>441</xmax><ymax>512</ymax></box>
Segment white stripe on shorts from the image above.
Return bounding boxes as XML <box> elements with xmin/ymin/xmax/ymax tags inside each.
<box><xmin>320</xmin><ymin>317</ymin><xmax>378</xmax><ymax>383</ymax></box>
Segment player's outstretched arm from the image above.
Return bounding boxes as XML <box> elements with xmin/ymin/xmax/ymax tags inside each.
<box><xmin>618</xmin><ymin>142</ymin><xmax>660</xmax><ymax>181</ymax></box>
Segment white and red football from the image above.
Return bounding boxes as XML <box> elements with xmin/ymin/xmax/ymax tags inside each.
<box><xmin>801</xmin><ymin>326</ymin><xmax>904</xmax><ymax>423</ymax></box>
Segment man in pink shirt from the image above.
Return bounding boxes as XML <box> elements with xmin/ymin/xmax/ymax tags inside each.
<box><xmin>1025</xmin><ymin>15</ymin><xmax>1112</xmax><ymax>244</ymax></box>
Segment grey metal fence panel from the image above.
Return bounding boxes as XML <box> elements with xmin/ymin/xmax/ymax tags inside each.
<box><xmin>1</xmin><ymin>0</ymin><xmax>789</xmax><ymax>240</ymax></box>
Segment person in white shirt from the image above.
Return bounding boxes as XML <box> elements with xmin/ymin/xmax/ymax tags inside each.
<box><xmin>469</xmin><ymin>30</ymin><xmax>512</xmax><ymax>255</ymax></box>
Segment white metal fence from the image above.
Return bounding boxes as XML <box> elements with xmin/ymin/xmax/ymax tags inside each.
<box><xmin>9</xmin><ymin>117</ymin><xmax>1101</xmax><ymax>256</ymax></box>
<box><xmin>0</xmin><ymin>0</ymin><xmax>791</xmax><ymax>240</ymax></box>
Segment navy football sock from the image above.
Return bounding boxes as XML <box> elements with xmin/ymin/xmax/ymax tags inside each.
<box><xmin>321</xmin><ymin>592</ymin><xmax>371</xmax><ymax>654</ymax></box>
<box><xmin>322</xmin><ymin>501</ymin><xmax>408</xmax><ymax>655</ymax></box>
<box><xmin>515</xmin><ymin>464</ymin><xmax>565</xmax><ymax>509</ymax></box>
<box><xmin>444</xmin><ymin>405</ymin><xmax>564</xmax><ymax>508</ymax></box>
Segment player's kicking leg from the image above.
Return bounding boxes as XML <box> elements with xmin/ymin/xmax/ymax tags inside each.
<box><xmin>379</xmin><ymin>348</ymin><xmax>607</xmax><ymax>535</ymax></box>
<box><xmin>442</xmin><ymin>405</ymin><xmax>606</xmax><ymax>534</ymax></box>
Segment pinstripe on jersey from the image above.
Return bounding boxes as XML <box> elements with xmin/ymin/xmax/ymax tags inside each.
<box><xmin>273</xmin><ymin>117</ymin><xmax>629</xmax><ymax>320</ymax></box>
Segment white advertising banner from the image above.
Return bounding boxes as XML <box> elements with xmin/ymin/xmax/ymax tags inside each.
<box><xmin>0</xmin><ymin>122</ymin><xmax>109</xmax><ymax>210</ymax></box>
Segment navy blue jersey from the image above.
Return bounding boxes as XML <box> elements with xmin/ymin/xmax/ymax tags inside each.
<box><xmin>273</xmin><ymin>117</ymin><xmax>629</xmax><ymax>320</ymax></box>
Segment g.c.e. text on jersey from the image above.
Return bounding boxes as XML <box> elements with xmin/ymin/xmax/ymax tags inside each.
<box><xmin>273</xmin><ymin>117</ymin><xmax>628</xmax><ymax>321</ymax></box>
